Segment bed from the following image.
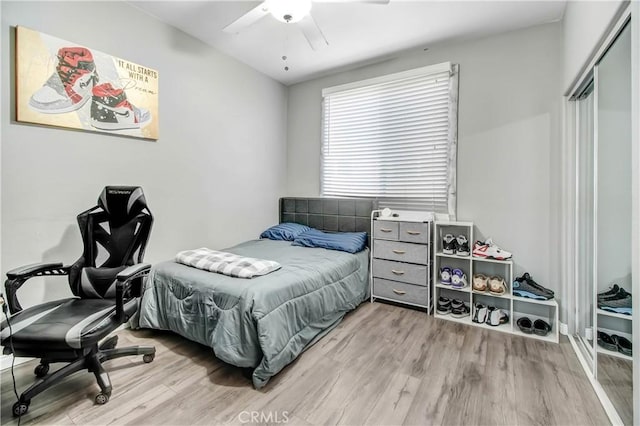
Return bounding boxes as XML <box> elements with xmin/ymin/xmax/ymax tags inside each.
<box><xmin>137</xmin><ymin>197</ymin><xmax>375</xmax><ymax>388</ymax></box>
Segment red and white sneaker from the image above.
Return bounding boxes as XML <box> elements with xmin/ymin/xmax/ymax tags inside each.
<box><xmin>472</xmin><ymin>238</ymin><xmax>512</xmax><ymax>260</ymax></box>
<box><xmin>90</xmin><ymin>83</ymin><xmax>151</xmax><ymax>131</ymax></box>
<box><xmin>29</xmin><ymin>47</ymin><xmax>99</xmax><ymax>114</ymax></box>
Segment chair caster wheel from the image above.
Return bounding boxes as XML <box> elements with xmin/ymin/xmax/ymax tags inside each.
<box><xmin>33</xmin><ymin>364</ymin><xmax>49</xmax><ymax>379</ymax></box>
<box><xmin>143</xmin><ymin>353</ymin><xmax>155</xmax><ymax>363</ymax></box>
<box><xmin>13</xmin><ymin>401</ymin><xmax>29</xmax><ymax>417</ymax></box>
<box><xmin>34</xmin><ymin>363</ymin><xmax>50</xmax><ymax>378</ymax></box>
<box><xmin>95</xmin><ymin>392</ymin><xmax>109</xmax><ymax>405</ymax></box>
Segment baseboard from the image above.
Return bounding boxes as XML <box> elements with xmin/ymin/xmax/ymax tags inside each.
<box><xmin>568</xmin><ymin>334</ymin><xmax>624</xmax><ymax>426</ymax></box>
<box><xmin>559</xmin><ymin>321</ymin><xmax>569</xmax><ymax>336</ymax></box>
<box><xmin>0</xmin><ymin>355</ymin><xmax>33</xmax><ymax>371</ymax></box>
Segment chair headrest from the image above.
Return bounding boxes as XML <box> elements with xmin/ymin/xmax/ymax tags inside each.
<box><xmin>98</xmin><ymin>186</ymin><xmax>148</xmax><ymax>222</ymax></box>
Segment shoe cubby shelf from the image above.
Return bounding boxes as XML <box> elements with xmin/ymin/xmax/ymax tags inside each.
<box><xmin>436</xmin><ymin>252</ymin><xmax>514</xmax><ymax>265</ymax></box>
<box><xmin>433</xmin><ymin>220</ymin><xmax>559</xmax><ymax>344</ymax></box>
<box><xmin>597</xmin><ymin>346</ymin><xmax>633</xmax><ymax>361</ymax></box>
<box><xmin>511</xmin><ymin>294</ymin><xmax>558</xmax><ymax>307</ymax></box>
<box><xmin>435</xmin><ymin>283</ymin><xmax>470</xmax><ymax>293</ymax></box>
<box><xmin>596</xmin><ymin>308</ymin><xmax>632</xmax><ymax>321</ymax></box>
<box><xmin>596</xmin><ymin>326</ymin><xmax>633</xmax><ymax>360</ymax></box>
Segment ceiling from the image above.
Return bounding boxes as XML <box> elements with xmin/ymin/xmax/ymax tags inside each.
<box><xmin>130</xmin><ymin>1</ymin><xmax>566</xmax><ymax>86</ymax></box>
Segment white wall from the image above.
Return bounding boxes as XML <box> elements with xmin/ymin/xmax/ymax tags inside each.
<box><xmin>562</xmin><ymin>0</ymin><xmax>627</xmax><ymax>93</ymax></box>
<box><xmin>287</xmin><ymin>23</ymin><xmax>564</xmax><ymax>316</ymax></box>
<box><xmin>1</xmin><ymin>1</ymin><xmax>288</xmax><ymax>308</ymax></box>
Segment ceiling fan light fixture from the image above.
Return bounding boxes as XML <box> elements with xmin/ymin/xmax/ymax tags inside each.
<box><xmin>266</xmin><ymin>0</ymin><xmax>312</xmax><ymax>23</ymax></box>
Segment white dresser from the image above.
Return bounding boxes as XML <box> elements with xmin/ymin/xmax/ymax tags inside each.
<box><xmin>370</xmin><ymin>210</ymin><xmax>433</xmax><ymax>310</ymax></box>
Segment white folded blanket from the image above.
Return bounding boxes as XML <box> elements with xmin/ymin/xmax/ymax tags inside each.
<box><xmin>175</xmin><ymin>247</ymin><xmax>281</xmax><ymax>279</ymax></box>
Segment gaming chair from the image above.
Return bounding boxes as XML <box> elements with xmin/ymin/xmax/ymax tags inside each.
<box><xmin>0</xmin><ymin>186</ymin><xmax>156</xmax><ymax>417</ymax></box>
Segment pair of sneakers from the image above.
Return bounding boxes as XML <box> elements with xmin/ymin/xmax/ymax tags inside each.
<box><xmin>597</xmin><ymin>330</ymin><xmax>632</xmax><ymax>356</ymax></box>
<box><xmin>29</xmin><ymin>47</ymin><xmax>152</xmax><ymax>131</ymax></box>
<box><xmin>442</xmin><ymin>234</ymin><xmax>470</xmax><ymax>256</ymax></box>
<box><xmin>439</xmin><ymin>267</ymin><xmax>468</xmax><ymax>288</ymax></box>
<box><xmin>472</xmin><ymin>303</ymin><xmax>509</xmax><ymax>326</ymax></box>
<box><xmin>437</xmin><ymin>297</ymin><xmax>470</xmax><ymax>318</ymax></box>
<box><xmin>597</xmin><ymin>284</ymin><xmax>632</xmax><ymax>315</ymax></box>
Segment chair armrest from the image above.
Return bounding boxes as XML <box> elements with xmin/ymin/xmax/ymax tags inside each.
<box><xmin>116</xmin><ymin>263</ymin><xmax>151</xmax><ymax>282</ymax></box>
<box><xmin>6</xmin><ymin>262</ymin><xmax>64</xmax><ymax>280</ymax></box>
<box><xmin>115</xmin><ymin>263</ymin><xmax>151</xmax><ymax>323</ymax></box>
<box><xmin>4</xmin><ymin>262</ymin><xmax>69</xmax><ymax>314</ymax></box>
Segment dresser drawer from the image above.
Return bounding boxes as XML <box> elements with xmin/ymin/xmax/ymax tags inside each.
<box><xmin>373</xmin><ymin>278</ymin><xmax>428</xmax><ymax>306</ymax></box>
<box><xmin>373</xmin><ymin>220</ymin><xmax>399</xmax><ymax>240</ymax></box>
<box><xmin>373</xmin><ymin>240</ymin><xmax>428</xmax><ymax>265</ymax></box>
<box><xmin>399</xmin><ymin>222</ymin><xmax>429</xmax><ymax>244</ymax></box>
<box><xmin>372</xmin><ymin>259</ymin><xmax>427</xmax><ymax>286</ymax></box>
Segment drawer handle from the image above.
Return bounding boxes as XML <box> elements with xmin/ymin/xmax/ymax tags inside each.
<box><xmin>407</xmin><ymin>231</ymin><xmax>421</xmax><ymax>235</ymax></box>
<box><xmin>392</xmin><ymin>249</ymin><xmax>406</xmax><ymax>254</ymax></box>
<box><xmin>380</xmin><ymin>228</ymin><xmax>393</xmax><ymax>232</ymax></box>
<box><xmin>392</xmin><ymin>289</ymin><xmax>407</xmax><ymax>295</ymax></box>
<box><xmin>391</xmin><ymin>269</ymin><xmax>405</xmax><ymax>275</ymax></box>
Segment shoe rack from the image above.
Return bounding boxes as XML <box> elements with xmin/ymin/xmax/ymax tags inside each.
<box><xmin>433</xmin><ymin>220</ymin><xmax>559</xmax><ymax>343</ymax></box>
<box><xmin>596</xmin><ymin>309</ymin><xmax>633</xmax><ymax>361</ymax></box>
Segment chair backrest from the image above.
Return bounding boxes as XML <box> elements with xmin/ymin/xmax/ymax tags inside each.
<box><xmin>68</xmin><ymin>186</ymin><xmax>153</xmax><ymax>299</ymax></box>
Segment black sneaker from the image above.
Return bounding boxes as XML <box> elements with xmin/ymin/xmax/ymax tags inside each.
<box><xmin>437</xmin><ymin>296</ymin><xmax>451</xmax><ymax>314</ymax></box>
<box><xmin>450</xmin><ymin>299</ymin><xmax>470</xmax><ymax>318</ymax></box>
<box><xmin>512</xmin><ymin>273</ymin><xmax>554</xmax><ymax>300</ymax></box>
<box><xmin>598</xmin><ymin>288</ymin><xmax>632</xmax><ymax>315</ymax></box>
<box><xmin>597</xmin><ymin>284</ymin><xmax>620</xmax><ymax>299</ymax></box>
<box><xmin>597</xmin><ymin>331</ymin><xmax>617</xmax><ymax>351</ymax></box>
<box><xmin>612</xmin><ymin>335</ymin><xmax>632</xmax><ymax>356</ymax></box>
<box><xmin>442</xmin><ymin>234</ymin><xmax>457</xmax><ymax>255</ymax></box>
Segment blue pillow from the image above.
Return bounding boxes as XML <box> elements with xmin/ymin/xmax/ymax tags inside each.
<box><xmin>260</xmin><ymin>223</ymin><xmax>312</xmax><ymax>241</ymax></box>
<box><xmin>292</xmin><ymin>229</ymin><xmax>367</xmax><ymax>254</ymax></box>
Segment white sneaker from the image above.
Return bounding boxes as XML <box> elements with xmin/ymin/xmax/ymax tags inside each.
<box><xmin>472</xmin><ymin>238</ymin><xmax>512</xmax><ymax>260</ymax></box>
<box><xmin>486</xmin><ymin>307</ymin><xmax>509</xmax><ymax>326</ymax></box>
<box><xmin>456</xmin><ymin>235</ymin><xmax>470</xmax><ymax>256</ymax></box>
<box><xmin>472</xmin><ymin>303</ymin><xmax>487</xmax><ymax>323</ymax></box>
<box><xmin>451</xmin><ymin>268</ymin><xmax>468</xmax><ymax>289</ymax></box>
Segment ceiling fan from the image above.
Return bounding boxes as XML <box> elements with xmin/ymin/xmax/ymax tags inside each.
<box><xmin>223</xmin><ymin>0</ymin><xmax>390</xmax><ymax>51</ymax></box>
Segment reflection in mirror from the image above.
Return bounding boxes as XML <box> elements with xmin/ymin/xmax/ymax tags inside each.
<box><xmin>575</xmin><ymin>82</ymin><xmax>595</xmax><ymax>370</ymax></box>
<box><xmin>595</xmin><ymin>21</ymin><xmax>632</xmax><ymax>426</ymax></box>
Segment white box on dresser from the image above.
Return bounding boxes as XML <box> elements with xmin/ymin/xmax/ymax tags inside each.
<box><xmin>370</xmin><ymin>210</ymin><xmax>433</xmax><ymax>310</ymax></box>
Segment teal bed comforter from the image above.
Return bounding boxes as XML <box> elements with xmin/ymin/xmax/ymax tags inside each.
<box><xmin>138</xmin><ymin>239</ymin><xmax>369</xmax><ymax>388</ymax></box>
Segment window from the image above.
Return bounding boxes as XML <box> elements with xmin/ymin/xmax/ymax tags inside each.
<box><xmin>321</xmin><ymin>62</ymin><xmax>459</xmax><ymax>216</ymax></box>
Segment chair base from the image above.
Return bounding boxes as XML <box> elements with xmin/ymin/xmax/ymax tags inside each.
<box><xmin>11</xmin><ymin>337</ymin><xmax>155</xmax><ymax>417</ymax></box>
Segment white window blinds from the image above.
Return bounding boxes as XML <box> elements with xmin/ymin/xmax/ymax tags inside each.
<box><xmin>321</xmin><ymin>62</ymin><xmax>459</xmax><ymax>216</ymax></box>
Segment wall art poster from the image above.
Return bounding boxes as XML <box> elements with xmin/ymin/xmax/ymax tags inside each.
<box><xmin>16</xmin><ymin>26</ymin><xmax>159</xmax><ymax>140</ymax></box>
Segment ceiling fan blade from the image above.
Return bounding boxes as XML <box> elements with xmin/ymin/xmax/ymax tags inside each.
<box><xmin>223</xmin><ymin>2</ymin><xmax>270</xmax><ymax>34</ymax></box>
<box><xmin>298</xmin><ymin>14</ymin><xmax>329</xmax><ymax>51</ymax></box>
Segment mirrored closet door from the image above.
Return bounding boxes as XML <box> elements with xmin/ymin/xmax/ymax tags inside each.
<box><xmin>572</xmin><ymin>18</ymin><xmax>633</xmax><ymax>425</ymax></box>
<box><xmin>594</xmin><ymin>20</ymin><xmax>632</xmax><ymax>426</ymax></box>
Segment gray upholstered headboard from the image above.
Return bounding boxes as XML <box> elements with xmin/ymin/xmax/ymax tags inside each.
<box><xmin>279</xmin><ymin>197</ymin><xmax>377</xmax><ymax>236</ymax></box>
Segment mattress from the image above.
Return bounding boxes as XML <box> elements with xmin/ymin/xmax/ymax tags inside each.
<box><xmin>137</xmin><ymin>238</ymin><xmax>370</xmax><ymax>388</ymax></box>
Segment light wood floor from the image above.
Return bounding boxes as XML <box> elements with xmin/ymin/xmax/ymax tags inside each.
<box><xmin>1</xmin><ymin>302</ymin><xmax>611</xmax><ymax>426</ymax></box>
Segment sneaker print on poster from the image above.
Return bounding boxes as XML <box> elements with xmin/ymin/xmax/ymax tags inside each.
<box><xmin>16</xmin><ymin>26</ymin><xmax>158</xmax><ymax>140</ymax></box>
